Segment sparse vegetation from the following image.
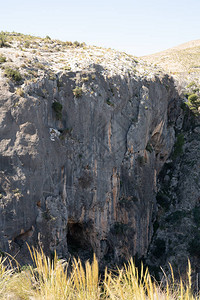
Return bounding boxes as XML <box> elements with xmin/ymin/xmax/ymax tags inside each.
<box><xmin>106</xmin><ymin>98</ymin><xmax>114</xmax><ymax>106</ymax></box>
<box><xmin>188</xmin><ymin>94</ymin><xmax>198</xmax><ymax>103</ymax></box>
<box><xmin>0</xmin><ymin>247</ymin><xmax>197</xmax><ymax>299</ymax></box>
<box><xmin>143</xmin><ymin>41</ymin><xmax>200</xmax><ymax>76</ymax></box>
<box><xmin>24</xmin><ymin>40</ymin><xmax>30</xmax><ymax>48</ymax></box>
<box><xmin>27</xmin><ymin>69</ymin><xmax>38</xmax><ymax>78</ymax></box>
<box><xmin>16</xmin><ymin>87</ymin><xmax>24</xmax><ymax>97</ymax></box>
<box><xmin>187</xmin><ymin>94</ymin><xmax>200</xmax><ymax>113</ymax></box>
<box><xmin>187</xmin><ymin>81</ymin><xmax>197</xmax><ymax>89</ymax></box>
<box><xmin>0</xmin><ymin>31</ymin><xmax>8</xmax><ymax>47</ymax></box>
<box><xmin>82</xmin><ymin>76</ymin><xmax>89</xmax><ymax>82</ymax></box>
<box><xmin>34</xmin><ymin>62</ymin><xmax>46</xmax><ymax>70</ymax></box>
<box><xmin>73</xmin><ymin>86</ymin><xmax>83</xmax><ymax>97</ymax></box>
<box><xmin>52</xmin><ymin>101</ymin><xmax>63</xmax><ymax>120</ymax></box>
<box><xmin>62</xmin><ymin>65</ymin><xmax>71</xmax><ymax>71</ymax></box>
<box><xmin>4</xmin><ymin>67</ymin><xmax>22</xmax><ymax>82</ymax></box>
<box><xmin>48</xmin><ymin>71</ymin><xmax>56</xmax><ymax>81</ymax></box>
<box><xmin>73</xmin><ymin>40</ymin><xmax>81</xmax><ymax>47</ymax></box>
<box><xmin>0</xmin><ymin>55</ymin><xmax>6</xmax><ymax>63</ymax></box>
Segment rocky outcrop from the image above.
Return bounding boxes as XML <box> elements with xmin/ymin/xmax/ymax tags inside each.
<box><xmin>0</xmin><ymin>41</ymin><xmax>180</xmax><ymax>265</ymax></box>
<box><xmin>146</xmin><ymin>107</ymin><xmax>200</xmax><ymax>280</ymax></box>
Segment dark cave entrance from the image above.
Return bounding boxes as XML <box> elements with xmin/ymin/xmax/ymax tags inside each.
<box><xmin>67</xmin><ymin>221</ymin><xmax>93</xmax><ymax>262</ymax></box>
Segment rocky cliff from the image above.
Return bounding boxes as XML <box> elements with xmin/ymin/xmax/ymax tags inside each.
<box><xmin>144</xmin><ymin>42</ymin><xmax>200</xmax><ymax>281</ymax></box>
<box><xmin>0</xmin><ymin>33</ymin><xmax>181</xmax><ymax>266</ymax></box>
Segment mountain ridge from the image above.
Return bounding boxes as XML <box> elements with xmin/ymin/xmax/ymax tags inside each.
<box><xmin>142</xmin><ymin>39</ymin><xmax>200</xmax><ymax>75</ymax></box>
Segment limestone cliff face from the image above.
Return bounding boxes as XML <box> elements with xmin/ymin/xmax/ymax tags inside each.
<box><xmin>146</xmin><ymin>104</ymin><xmax>200</xmax><ymax>279</ymax></box>
<box><xmin>0</xmin><ymin>45</ymin><xmax>180</xmax><ymax>265</ymax></box>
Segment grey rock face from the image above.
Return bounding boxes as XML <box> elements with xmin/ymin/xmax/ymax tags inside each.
<box><xmin>0</xmin><ymin>65</ymin><xmax>180</xmax><ymax>265</ymax></box>
<box><xmin>146</xmin><ymin>113</ymin><xmax>200</xmax><ymax>279</ymax></box>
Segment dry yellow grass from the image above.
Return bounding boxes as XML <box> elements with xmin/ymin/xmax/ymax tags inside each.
<box><xmin>0</xmin><ymin>247</ymin><xmax>199</xmax><ymax>299</ymax></box>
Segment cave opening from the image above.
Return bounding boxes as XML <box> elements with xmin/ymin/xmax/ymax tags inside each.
<box><xmin>67</xmin><ymin>221</ymin><xmax>93</xmax><ymax>262</ymax></box>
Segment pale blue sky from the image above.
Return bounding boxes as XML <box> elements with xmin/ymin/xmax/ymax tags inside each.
<box><xmin>1</xmin><ymin>0</ymin><xmax>199</xmax><ymax>56</ymax></box>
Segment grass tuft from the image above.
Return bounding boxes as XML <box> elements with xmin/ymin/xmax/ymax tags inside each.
<box><xmin>0</xmin><ymin>247</ymin><xmax>199</xmax><ymax>299</ymax></box>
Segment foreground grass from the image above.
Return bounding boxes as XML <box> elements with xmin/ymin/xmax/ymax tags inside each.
<box><xmin>0</xmin><ymin>247</ymin><xmax>199</xmax><ymax>299</ymax></box>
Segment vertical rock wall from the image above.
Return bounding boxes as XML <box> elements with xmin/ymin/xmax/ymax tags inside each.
<box><xmin>0</xmin><ymin>67</ymin><xmax>180</xmax><ymax>264</ymax></box>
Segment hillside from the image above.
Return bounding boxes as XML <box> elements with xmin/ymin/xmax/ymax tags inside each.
<box><xmin>142</xmin><ymin>39</ymin><xmax>200</xmax><ymax>77</ymax></box>
<box><xmin>0</xmin><ymin>32</ymin><xmax>160</xmax><ymax>80</ymax></box>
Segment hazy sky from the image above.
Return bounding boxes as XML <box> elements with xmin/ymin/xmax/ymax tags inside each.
<box><xmin>1</xmin><ymin>0</ymin><xmax>199</xmax><ymax>56</ymax></box>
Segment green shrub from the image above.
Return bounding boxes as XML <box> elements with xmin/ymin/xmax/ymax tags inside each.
<box><xmin>4</xmin><ymin>67</ymin><xmax>22</xmax><ymax>82</ymax></box>
<box><xmin>73</xmin><ymin>87</ymin><xmax>83</xmax><ymax>98</ymax></box>
<box><xmin>186</xmin><ymin>81</ymin><xmax>197</xmax><ymax>89</ymax></box>
<box><xmin>52</xmin><ymin>101</ymin><xmax>63</xmax><ymax>120</ymax></box>
<box><xmin>73</xmin><ymin>41</ymin><xmax>80</xmax><ymax>47</ymax></box>
<box><xmin>188</xmin><ymin>94</ymin><xmax>198</xmax><ymax>103</ymax></box>
<box><xmin>0</xmin><ymin>31</ymin><xmax>8</xmax><ymax>47</ymax></box>
<box><xmin>187</xmin><ymin>93</ymin><xmax>200</xmax><ymax>113</ymax></box>
<box><xmin>24</xmin><ymin>41</ymin><xmax>30</xmax><ymax>48</ymax></box>
<box><xmin>0</xmin><ymin>55</ymin><xmax>6</xmax><ymax>63</ymax></box>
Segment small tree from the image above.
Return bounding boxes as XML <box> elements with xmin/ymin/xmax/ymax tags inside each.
<box><xmin>188</xmin><ymin>93</ymin><xmax>200</xmax><ymax>113</ymax></box>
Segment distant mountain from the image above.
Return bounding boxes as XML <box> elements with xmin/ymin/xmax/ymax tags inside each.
<box><xmin>142</xmin><ymin>39</ymin><xmax>200</xmax><ymax>74</ymax></box>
